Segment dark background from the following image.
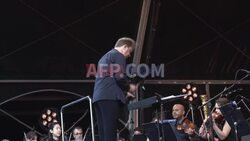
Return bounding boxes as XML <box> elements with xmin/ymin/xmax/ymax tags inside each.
<box><xmin>1</xmin><ymin>0</ymin><xmax>250</xmax><ymax>140</ymax></box>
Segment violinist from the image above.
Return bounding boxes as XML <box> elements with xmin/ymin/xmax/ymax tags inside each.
<box><xmin>171</xmin><ymin>104</ymin><xmax>196</xmax><ymax>141</ymax></box>
<box><xmin>199</xmin><ymin>97</ymin><xmax>236</xmax><ymax>141</ymax></box>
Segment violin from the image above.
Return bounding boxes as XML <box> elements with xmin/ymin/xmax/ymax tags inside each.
<box><xmin>204</xmin><ymin>111</ymin><xmax>224</xmax><ymax>128</ymax></box>
<box><xmin>211</xmin><ymin>111</ymin><xmax>224</xmax><ymax>123</ymax></box>
<box><xmin>176</xmin><ymin>118</ymin><xmax>196</xmax><ymax>136</ymax></box>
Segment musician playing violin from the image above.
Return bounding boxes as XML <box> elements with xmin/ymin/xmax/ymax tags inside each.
<box><xmin>172</xmin><ymin>104</ymin><xmax>197</xmax><ymax>141</ymax></box>
<box><xmin>199</xmin><ymin>97</ymin><xmax>236</xmax><ymax>141</ymax></box>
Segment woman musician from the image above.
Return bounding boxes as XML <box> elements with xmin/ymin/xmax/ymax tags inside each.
<box><xmin>199</xmin><ymin>97</ymin><xmax>236</xmax><ymax>141</ymax></box>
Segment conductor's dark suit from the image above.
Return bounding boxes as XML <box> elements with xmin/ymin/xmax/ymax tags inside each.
<box><xmin>93</xmin><ymin>49</ymin><xmax>129</xmax><ymax>141</ymax></box>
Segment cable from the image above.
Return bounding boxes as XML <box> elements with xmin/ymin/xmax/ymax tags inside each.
<box><xmin>0</xmin><ymin>89</ymin><xmax>84</xmax><ymax>106</ymax></box>
<box><xmin>0</xmin><ymin>108</ymin><xmax>43</xmax><ymax>136</ymax></box>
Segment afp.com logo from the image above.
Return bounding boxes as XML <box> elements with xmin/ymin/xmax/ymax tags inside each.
<box><xmin>86</xmin><ymin>63</ymin><xmax>165</xmax><ymax>78</ymax></box>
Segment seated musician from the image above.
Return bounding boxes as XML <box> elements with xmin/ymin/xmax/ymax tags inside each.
<box><xmin>199</xmin><ymin>97</ymin><xmax>236</xmax><ymax>141</ymax></box>
<box><xmin>172</xmin><ymin>104</ymin><xmax>196</xmax><ymax>141</ymax></box>
<box><xmin>132</xmin><ymin>127</ymin><xmax>150</xmax><ymax>141</ymax></box>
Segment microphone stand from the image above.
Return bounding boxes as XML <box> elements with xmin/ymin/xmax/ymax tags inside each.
<box><xmin>239</xmin><ymin>96</ymin><xmax>250</xmax><ymax>112</ymax></box>
<box><xmin>234</xmin><ymin>122</ymin><xmax>239</xmax><ymax>141</ymax></box>
<box><xmin>235</xmin><ymin>94</ymin><xmax>250</xmax><ymax>113</ymax></box>
<box><xmin>199</xmin><ymin>74</ymin><xmax>249</xmax><ymax>110</ymax></box>
<box><xmin>155</xmin><ymin>107</ymin><xmax>163</xmax><ymax>141</ymax></box>
<box><xmin>154</xmin><ymin>93</ymin><xmax>164</xmax><ymax>141</ymax></box>
<box><xmin>189</xmin><ymin>103</ymin><xmax>195</xmax><ymax>123</ymax></box>
<box><xmin>198</xmin><ymin>73</ymin><xmax>249</xmax><ymax>141</ymax></box>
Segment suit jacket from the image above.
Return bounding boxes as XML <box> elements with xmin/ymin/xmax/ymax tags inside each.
<box><xmin>93</xmin><ymin>49</ymin><xmax>129</xmax><ymax>104</ymax></box>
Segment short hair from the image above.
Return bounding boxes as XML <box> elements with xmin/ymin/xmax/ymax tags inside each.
<box><xmin>24</xmin><ymin>131</ymin><xmax>37</xmax><ymax>141</ymax></box>
<box><xmin>216</xmin><ymin>97</ymin><xmax>229</xmax><ymax>107</ymax></box>
<box><xmin>48</xmin><ymin>122</ymin><xmax>59</xmax><ymax>130</ymax></box>
<box><xmin>48</xmin><ymin>122</ymin><xmax>61</xmax><ymax>139</ymax></box>
<box><xmin>73</xmin><ymin>126</ymin><xmax>83</xmax><ymax>132</ymax></box>
<box><xmin>114</xmin><ymin>37</ymin><xmax>135</xmax><ymax>50</ymax></box>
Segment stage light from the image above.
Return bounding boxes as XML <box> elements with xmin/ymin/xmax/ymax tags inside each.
<box><xmin>42</xmin><ymin>120</ymin><xmax>48</xmax><ymax>126</ymax></box>
<box><xmin>182</xmin><ymin>88</ymin><xmax>187</xmax><ymax>93</ymax></box>
<box><xmin>192</xmin><ymin>87</ymin><xmax>197</xmax><ymax>92</ymax></box>
<box><xmin>182</xmin><ymin>83</ymin><xmax>198</xmax><ymax>102</ymax></box>
<box><xmin>42</xmin><ymin>114</ymin><xmax>47</xmax><ymax>119</ymax></box>
<box><xmin>193</xmin><ymin>93</ymin><xmax>198</xmax><ymax>98</ymax></box>
<box><xmin>40</xmin><ymin>108</ymin><xmax>58</xmax><ymax>130</ymax></box>
<box><xmin>188</xmin><ymin>97</ymin><xmax>193</xmax><ymax>102</ymax></box>
<box><xmin>52</xmin><ymin>112</ymin><xmax>57</xmax><ymax>118</ymax></box>
<box><xmin>47</xmin><ymin>116</ymin><xmax>52</xmax><ymax>122</ymax></box>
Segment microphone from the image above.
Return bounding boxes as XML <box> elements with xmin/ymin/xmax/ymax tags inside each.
<box><xmin>232</xmin><ymin>101</ymin><xmax>238</xmax><ymax>107</ymax></box>
<box><xmin>227</xmin><ymin>101</ymin><xmax>241</xmax><ymax>110</ymax></box>
<box><xmin>142</xmin><ymin>85</ymin><xmax>146</xmax><ymax>91</ymax></box>
<box><xmin>240</xmin><ymin>69</ymin><xmax>250</xmax><ymax>74</ymax></box>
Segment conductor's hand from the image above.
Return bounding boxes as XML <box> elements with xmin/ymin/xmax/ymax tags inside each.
<box><xmin>128</xmin><ymin>84</ymin><xmax>138</xmax><ymax>93</ymax></box>
<box><xmin>126</xmin><ymin>92</ymin><xmax>135</xmax><ymax>100</ymax></box>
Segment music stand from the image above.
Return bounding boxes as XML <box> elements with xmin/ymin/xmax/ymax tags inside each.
<box><xmin>132</xmin><ymin>134</ymin><xmax>148</xmax><ymax>141</ymax></box>
<box><xmin>142</xmin><ymin>121</ymin><xmax>178</xmax><ymax>141</ymax></box>
<box><xmin>84</xmin><ymin>135</ymin><xmax>99</xmax><ymax>141</ymax></box>
<box><xmin>142</xmin><ymin>122</ymin><xmax>160</xmax><ymax>141</ymax></box>
<box><xmin>220</xmin><ymin>102</ymin><xmax>250</xmax><ymax>141</ymax></box>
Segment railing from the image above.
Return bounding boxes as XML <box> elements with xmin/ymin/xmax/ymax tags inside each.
<box><xmin>60</xmin><ymin>96</ymin><xmax>95</xmax><ymax>141</ymax></box>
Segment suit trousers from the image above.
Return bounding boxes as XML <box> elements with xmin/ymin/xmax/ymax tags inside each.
<box><xmin>94</xmin><ymin>100</ymin><xmax>121</xmax><ymax>141</ymax></box>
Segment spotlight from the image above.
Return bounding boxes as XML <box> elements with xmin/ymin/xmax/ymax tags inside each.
<box><xmin>52</xmin><ymin>112</ymin><xmax>57</xmax><ymax>118</ymax></box>
<box><xmin>47</xmin><ymin>109</ymin><xmax>52</xmax><ymax>115</ymax></box>
<box><xmin>186</xmin><ymin>84</ymin><xmax>191</xmax><ymax>89</ymax></box>
<box><xmin>193</xmin><ymin>93</ymin><xmax>198</xmax><ymax>98</ymax></box>
<box><xmin>42</xmin><ymin>114</ymin><xmax>47</xmax><ymax>119</ymax></box>
<box><xmin>182</xmin><ymin>88</ymin><xmax>187</xmax><ymax>93</ymax></box>
<box><xmin>182</xmin><ymin>83</ymin><xmax>198</xmax><ymax>102</ymax></box>
<box><xmin>40</xmin><ymin>108</ymin><xmax>58</xmax><ymax>130</ymax></box>
<box><xmin>42</xmin><ymin>120</ymin><xmax>48</xmax><ymax>126</ymax></box>
<box><xmin>47</xmin><ymin>116</ymin><xmax>52</xmax><ymax>122</ymax></box>
<box><xmin>188</xmin><ymin>97</ymin><xmax>193</xmax><ymax>102</ymax></box>
<box><xmin>192</xmin><ymin>87</ymin><xmax>197</xmax><ymax>92</ymax></box>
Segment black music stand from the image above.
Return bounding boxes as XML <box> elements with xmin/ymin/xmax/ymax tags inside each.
<box><xmin>142</xmin><ymin>122</ymin><xmax>160</xmax><ymax>141</ymax></box>
<box><xmin>142</xmin><ymin>121</ymin><xmax>178</xmax><ymax>141</ymax></box>
<box><xmin>132</xmin><ymin>134</ymin><xmax>148</xmax><ymax>141</ymax></box>
<box><xmin>220</xmin><ymin>102</ymin><xmax>250</xmax><ymax>141</ymax></box>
